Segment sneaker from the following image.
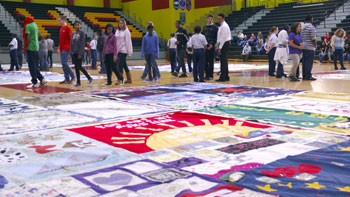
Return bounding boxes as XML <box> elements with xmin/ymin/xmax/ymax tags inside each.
<box><xmin>104</xmin><ymin>82</ymin><xmax>112</xmax><ymax>86</ymax></box>
<box><xmin>179</xmin><ymin>73</ymin><xmax>187</xmax><ymax>78</ymax></box>
<box><xmin>26</xmin><ymin>83</ymin><xmax>37</xmax><ymax>89</ymax></box>
<box><xmin>335</xmin><ymin>67</ymin><xmax>339</xmax><ymax>70</ymax></box>
<box><xmin>88</xmin><ymin>78</ymin><xmax>93</xmax><ymax>86</ymax></box>
<box><xmin>73</xmin><ymin>83</ymin><xmax>81</xmax><ymax>87</ymax></box>
<box><xmin>59</xmin><ymin>80</ymin><xmax>70</xmax><ymax>84</ymax></box>
<box><xmin>172</xmin><ymin>72</ymin><xmax>178</xmax><ymax>77</ymax></box>
<box><xmin>144</xmin><ymin>79</ymin><xmax>153</xmax><ymax>82</ymax></box>
<box><xmin>341</xmin><ymin>67</ymin><xmax>346</xmax><ymax>70</ymax></box>
<box><xmin>215</xmin><ymin>78</ymin><xmax>226</xmax><ymax>82</ymax></box>
<box><xmin>119</xmin><ymin>79</ymin><xmax>125</xmax><ymax>85</ymax></box>
<box><xmin>154</xmin><ymin>77</ymin><xmax>159</xmax><ymax>82</ymax></box>
<box><xmin>40</xmin><ymin>78</ymin><xmax>47</xmax><ymax>87</ymax></box>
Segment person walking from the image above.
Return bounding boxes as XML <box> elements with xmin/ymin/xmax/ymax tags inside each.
<box><xmin>141</xmin><ymin>25</ymin><xmax>160</xmax><ymax>81</ymax></box>
<box><xmin>288</xmin><ymin>22</ymin><xmax>303</xmax><ymax>82</ymax></box>
<box><xmin>116</xmin><ymin>18</ymin><xmax>133</xmax><ymax>83</ymax></box>
<box><xmin>46</xmin><ymin>35</ymin><xmax>54</xmax><ymax>68</ymax></box>
<box><xmin>58</xmin><ymin>15</ymin><xmax>75</xmax><ymax>84</ymax></box>
<box><xmin>97</xmin><ymin>29</ymin><xmax>106</xmax><ymax>74</ymax></box>
<box><xmin>38</xmin><ymin>34</ymin><xmax>49</xmax><ymax>71</ymax></box>
<box><xmin>203</xmin><ymin>14</ymin><xmax>218</xmax><ymax>81</ymax></box>
<box><xmin>216</xmin><ymin>13</ymin><xmax>231</xmax><ymax>82</ymax></box>
<box><xmin>331</xmin><ymin>28</ymin><xmax>346</xmax><ymax>70</ymax></box>
<box><xmin>70</xmin><ymin>21</ymin><xmax>93</xmax><ymax>87</ymax></box>
<box><xmin>19</xmin><ymin>15</ymin><xmax>47</xmax><ymax>88</ymax></box>
<box><xmin>300</xmin><ymin>15</ymin><xmax>317</xmax><ymax>80</ymax></box>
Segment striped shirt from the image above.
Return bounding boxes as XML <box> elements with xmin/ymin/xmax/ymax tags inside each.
<box><xmin>301</xmin><ymin>23</ymin><xmax>316</xmax><ymax>50</ymax></box>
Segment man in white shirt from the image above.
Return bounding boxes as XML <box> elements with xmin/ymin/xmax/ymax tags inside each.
<box><xmin>90</xmin><ymin>35</ymin><xmax>98</xmax><ymax>69</ymax></box>
<box><xmin>167</xmin><ymin>33</ymin><xmax>177</xmax><ymax>73</ymax></box>
<box><xmin>241</xmin><ymin>42</ymin><xmax>251</xmax><ymax>62</ymax></box>
<box><xmin>216</xmin><ymin>13</ymin><xmax>231</xmax><ymax>82</ymax></box>
<box><xmin>9</xmin><ymin>34</ymin><xmax>19</xmax><ymax>71</ymax></box>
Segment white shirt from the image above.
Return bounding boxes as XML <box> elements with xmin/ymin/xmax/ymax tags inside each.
<box><xmin>277</xmin><ymin>30</ymin><xmax>289</xmax><ymax>46</ymax></box>
<box><xmin>268</xmin><ymin>33</ymin><xmax>278</xmax><ymax>48</ymax></box>
<box><xmin>167</xmin><ymin>37</ymin><xmax>177</xmax><ymax>49</ymax></box>
<box><xmin>90</xmin><ymin>39</ymin><xmax>97</xmax><ymax>50</ymax></box>
<box><xmin>217</xmin><ymin>21</ymin><xmax>231</xmax><ymax>49</ymax></box>
<box><xmin>187</xmin><ymin>37</ymin><xmax>192</xmax><ymax>48</ymax></box>
<box><xmin>190</xmin><ymin>33</ymin><xmax>208</xmax><ymax>49</ymax></box>
<box><xmin>9</xmin><ymin>38</ymin><xmax>18</xmax><ymax>51</ymax></box>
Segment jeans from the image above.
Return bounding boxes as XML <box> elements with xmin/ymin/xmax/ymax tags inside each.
<box><xmin>219</xmin><ymin>41</ymin><xmax>230</xmax><ymax>80</ymax></box>
<box><xmin>48</xmin><ymin>50</ymin><xmax>53</xmax><ymax>67</ymax></box>
<box><xmin>10</xmin><ymin>49</ymin><xmax>19</xmax><ymax>70</ymax></box>
<box><xmin>205</xmin><ymin>47</ymin><xmax>215</xmax><ymax>78</ymax></box>
<box><xmin>142</xmin><ymin>61</ymin><xmax>160</xmax><ymax>79</ymax></box>
<box><xmin>345</xmin><ymin>53</ymin><xmax>350</xmax><ymax>61</ymax></box>
<box><xmin>72</xmin><ymin>54</ymin><xmax>91</xmax><ymax>84</ymax></box>
<box><xmin>169</xmin><ymin>49</ymin><xmax>177</xmax><ymax>73</ymax></box>
<box><xmin>302</xmin><ymin>49</ymin><xmax>315</xmax><ymax>79</ymax></box>
<box><xmin>268</xmin><ymin>47</ymin><xmax>277</xmax><ymax>76</ymax></box>
<box><xmin>145</xmin><ymin>54</ymin><xmax>159</xmax><ymax>80</ymax></box>
<box><xmin>105</xmin><ymin>54</ymin><xmax>123</xmax><ymax>84</ymax></box>
<box><xmin>334</xmin><ymin>49</ymin><xmax>344</xmax><ymax>69</ymax></box>
<box><xmin>187</xmin><ymin>48</ymin><xmax>193</xmax><ymax>73</ymax></box>
<box><xmin>117</xmin><ymin>53</ymin><xmax>130</xmax><ymax>74</ymax></box>
<box><xmin>318</xmin><ymin>52</ymin><xmax>327</xmax><ymax>63</ymax></box>
<box><xmin>91</xmin><ymin>49</ymin><xmax>97</xmax><ymax>69</ymax></box>
<box><xmin>193</xmin><ymin>49</ymin><xmax>205</xmax><ymax>82</ymax></box>
<box><xmin>39</xmin><ymin>51</ymin><xmax>48</xmax><ymax>71</ymax></box>
<box><xmin>84</xmin><ymin>52</ymin><xmax>91</xmax><ymax>65</ymax></box>
<box><xmin>98</xmin><ymin>50</ymin><xmax>106</xmax><ymax>73</ymax></box>
<box><xmin>27</xmin><ymin>50</ymin><xmax>44</xmax><ymax>84</ymax></box>
<box><xmin>60</xmin><ymin>50</ymin><xmax>75</xmax><ymax>81</ymax></box>
<box><xmin>176</xmin><ymin>48</ymin><xmax>186</xmax><ymax>74</ymax></box>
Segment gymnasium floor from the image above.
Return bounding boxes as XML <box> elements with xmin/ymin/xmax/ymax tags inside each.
<box><xmin>1</xmin><ymin>60</ymin><xmax>350</xmax><ymax>196</ymax></box>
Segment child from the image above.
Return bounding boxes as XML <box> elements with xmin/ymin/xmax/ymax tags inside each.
<box><xmin>84</xmin><ymin>39</ymin><xmax>91</xmax><ymax>65</ymax></box>
<box><xmin>141</xmin><ymin>25</ymin><xmax>160</xmax><ymax>81</ymax></box>
<box><xmin>8</xmin><ymin>34</ymin><xmax>19</xmax><ymax>71</ymax></box>
<box><xmin>190</xmin><ymin>26</ymin><xmax>207</xmax><ymax>82</ymax></box>
<box><xmin>103</xmin><ymin>24</ymin><xmax>124</xmax><ymax>85</ymax></box>
<box><xmin>186</xmin><ymin>33</ymin><xmax>193</xmax><ymax>73</ymax></box>
<box><xmin>71</xmin><ymin>21</ymin><xmax>93</xmax><ymax>86</ymax></box>
<box><xmin>167</xmin><ymin>33</ymin><xmax>177</xmax><ymax>73</ymax></box>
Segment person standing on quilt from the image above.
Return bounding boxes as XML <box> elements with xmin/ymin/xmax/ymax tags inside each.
<box><xmin>203</xmin><ymin>14</ymin><xmax>218</xmax><ymax>81</ymax></box>
<box><xmin>141</xmin><ymin>21</ymin><xmax>161</xmax><ymax>80</ymax></box>
<box><xmin>331</xmin><ymin>28</ymin><xmax>346</xmax><ymax>70</ymax></box>
<box><xmin>288</xmin><ymin>22</ymin><xmax>303</xmax><ymax>82</ymax></box>
<box><xmin>300</xmin><ymin>15</ymin><xmax>317</xmax><ymax>81</ymax></box>
<box><xmin>97</xmin><ymin>29</ymin><xmax>106</xmax><ymax>74</ymax></box>
<box><xmin>38</xmin><ymin>34</ymin><xmax>49</xmax><ymax>71</ymax></box>
<box><xmin>46</xmin><ymin>35</ymin><xmax>54</xmax><ymax>68</ymax></box>
<box><xmin>167</xmin><ymin>33</ymin><xmax>177</xmax><ymax>73</ymax></box>
<box><xmin>70</xmin><ymin>21</ymin><xmax>93</xmax><ymax>87</ymax></box>
<box><xmin>186</xmin><ymin>33</ymin><xmax>193</xmax><ymax>74</ymax></box>
<box><xmin>274</xmin><ymin>25</ymin><xmax>290</xmax><ymax>78</ymax></box>
<box><xmin>103</xmin><ymin>24</ymin><xmax>124</xmax><ymax>86</ymax></box>
<box><xmin>266</xmin><ymin>26</ymin><xmax>278</xmax><ymax>77</ymax></box>
<box><xmin>58</xmin><ymin>15</ymin><xmax>75</xmax><ymax>84</ymax></box>
<box><xmin>8</xmin><ymin>34</ymin><xmax>19</xmax><ymax>71</ymax></box>
<box><xmin>116</xmin><ymin>18</ymin><xmax>133</xmax><ymax>84</ymax></box>
<box><xmin>216</xmin><ymin>13</ymin><xmax>231</xmax><ymax>82</ymax></box>
<box><xmin>90</xmin><ymin>35</ymin><xmax>98</xmax><ymax>70</ymax></box>
<box><xmin>19</xmin><ymin>15</ymin><xmax>47</xmax><ymax>89</ymax></box>
<box><xmin>173</xmin><ymin>20</ymin><xmax>189</xmax><ymax>78</ymax></box>
<box><xmin>191</xmin><ymin>26</ymin><xmax>208</xmax><ymax>82</ymax></box>
<box><xmin>141</xmin><ymin>25</ymin><xmax>160</xmax><ymax>82</ymax></box>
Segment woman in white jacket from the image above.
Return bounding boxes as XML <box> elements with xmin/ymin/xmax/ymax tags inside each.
<box><xmin>274</xmin><ymin>25</ymin><xmax>290</xmax><ymax>78</ymax></box>
<box><xmin>116</xmin><ymin>18</ymin><xmax>134</xmax><ymax>83</ymax></box>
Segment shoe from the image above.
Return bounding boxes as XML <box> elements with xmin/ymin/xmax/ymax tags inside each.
<box><xmin>172</xmin><ymin>72</ymin><xmax>178</xmax><ymax>77</ymax></box>
<box><xmin>179</xmin><ymin>73</ymin><xmax>187</xmax><ymax>78</ymax></box>
<box><xmin>125</xmin><ymin>72</ymin><xmax>132</xmax><ymax>83</ymax></box>
<box><xmin>217</xmin><ymin>72</ymin><xmax>221</xmax><ymax>76</ymax></box>
<box><xmin>199</xmin><ymin>80</ymin><xmax>205</xmax><ymax>83</ymax></box>
<box><xmin>103</xmin><ymin>82</ymin><xmax>112</xmax><ymax>86</ymax></box>
<box><xmin>154</xmin><ymin>77</ymin><xmax>159</xmax><ymax>82</ymax></box>
<box><xmin>276</xmin><ymin>76</ymin><xmax>282</xmax><ymax>78</ymax></box>
<box><xmin>141</xmin><ymin>75</ymin><xmax>146</xmax><ymax>80</ymax></box>
<box><xmin>226</xmin><ymin>77</ymin><xmax>230</xmax><ymax>81</ymax></box>
<box><xmin>70</xmin><ymin>78</ymin><xmax>76</xmax><ymax>84</ymax></box>
<box><xmin>282</xmin><ymin>74</ymin><xmax>287</xmax><ymax>78</ymax></box>
<box><xmin>288</xmin><ymin>76</ymin><xmax>300</xmax><ymax>82</ymax></box>
<box><xmin>99</xmin><ymin>71</ymin><xmax>106</xmax><ymax>74</ymax></box>
<box><xmin>269</xmin><ymin>74</ymin><xmax>276</xmax><ymax>77</ymax></box>
<box><xmin>341</xmin><ymin>67</ymin><xmax>346</xmax><ymax>70</ymax></box>
<box><xmin>194</xmin><ymin>79</ymin><xmax>199</xmax><ymax>82</ymax></box>
<box><xmin>40</xmin><ymin>78</ymin><xmax>47</xmax><ymax>87</ymax></box>
<box><xmin>144</xmin><ymin>79</ymin><xmax>153</xmax><ymax>82</ymax></box>
<box><xmin>59</xmin><ymin>80</ymin><xmax>69</xmax><ymax>84</ymax></box>
<box><xmin>215</xmin><ymin>78</ymin><xmax>226</xmax><ymax>82</ymax></box>
<box><xmin>119</xmin><ymin>79</ymin><xmax>125</xmax><ymax>85</ymax></box>
<box><xmin>335</xmin><ymin>67</ymin><xmax>339</xmax><ymax>70</ymax></box>
<box><xmin>26</xmin><ymin>83</ymin><xmax>38</xmax><ymax>89</ymax></box>
<box><xmin>88</xmin><ymin>78</ymin><xmax>93</xmax><ymax>86</ymax></box>
<box><xmin>73</xmin><ymin>83</ymin><xmax>81</xmax><ymax>87</ymax></box>
<box><xmin>8</xmin><ymin>69</ymin><xmax>14</xmax><ymax>71</ymax></box>
<box><xmin>303</xmin><ymin>77</ymin><xmax>317</xmax><ymax>81</ymax></box>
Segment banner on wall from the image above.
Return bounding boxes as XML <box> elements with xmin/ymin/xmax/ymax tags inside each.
<box><xmin>180</xmin><ymin>0</ymin><xmax>186</xmax><ymax>10</ymax></box>
<box><xmin>174</xmin><ymin>0</ymin><xmax>180</xmax><ymax>10</ymax></box>
<box><xmin>180</xmin><ymin>12</ymin><xmax>186</xmax><ymax>25</ymax></box>
<box><xmin>186</xmin><ymin>0</ymin><xmax>192</xmax><ymax>11</ymax></box>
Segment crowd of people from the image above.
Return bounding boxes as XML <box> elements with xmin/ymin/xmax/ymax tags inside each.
<box><xmin>2</xmin><ymin>12</ymin><xmax>349</xmax><ymax>87</ymax></box>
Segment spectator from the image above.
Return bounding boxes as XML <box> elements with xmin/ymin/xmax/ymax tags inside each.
<box><xmin>256</xmin><ymin>33</ymin><xmax>264</xmax><ymax>55</ymax></box>
<box><xmin>331</xmin><ymin>28</ymin><xmax>346</xmax><ymax>70</ymax></box>
<box><xmin>248</xmin><ymin>33</ymin><xmax>256</xmax><ymax>45</ymax></box>
<box><xmin>38</xmin><ymin>34</ymin><xmax>48</xmax><ymax>71</ymax></box>
<box><xmin>241</xmin><ymin>42</ymin><xmax>251</xmax><ymax>62</ymax></box>
<box><xmin>84</xmin><ymin>39</ymin><xmax>91</xmax><ymax>65</ymax></box>
<box><xmin>46</xmin><ymin>35</ymin><xmax>54</xmax><ymax>68</ymax></box>
<box><xmin>90</xmin><ymin>35</ymin><xmax>97</xmax><ymax>69</ymax></box>
<box><xmin>319</xmin><ymin>41</ymin><xmax>328</xmax><ymax>63</ymax></box>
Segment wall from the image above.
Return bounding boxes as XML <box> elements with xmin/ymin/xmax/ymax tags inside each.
<box><xmin>0</xmin><ymin>0</ymin><xmax>122</xmax><ymax>7</ymax></box>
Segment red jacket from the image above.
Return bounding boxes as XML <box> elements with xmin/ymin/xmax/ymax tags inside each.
<box><xmin>22</xmin><ymin>16</ymin><xmax>35</xmax><ymax>52</ymax></box>
<box><xmin>59</xmin><ymin>25</ymin><xmax>72</xmax><ymax>51</ymax></box>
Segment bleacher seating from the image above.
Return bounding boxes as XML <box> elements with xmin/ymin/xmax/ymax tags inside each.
<box><xmin>332</xmin><ymin>15</ymin><xmax>350</xmax><ymax>32</ymax></box>
<box><xmin>226</xmin><ymin>6</ymin><xmax>264</xmax><ymax>30</ymax></box>
<box><xmin>228</xmin><ymin>1</ymin><xmax>342</xmax><ymax>60</ymax></box>
<box><xmin>67</xmin><ymin>6</ymin><xmax>143</xmax><ymax>47</ymax></box>
<box><xmin>0</xmin><ymin>22</ymin><xmax>12</xmax><ymax>48</ymax></box>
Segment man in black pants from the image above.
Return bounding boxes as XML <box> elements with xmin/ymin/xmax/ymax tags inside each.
<box><xmin>216</xmin><ymin>13</ymin><xmax>231</xmax><ymax>82</ymax></box>
<box><xmin>203</xmin><ymin>14</ymin><xmax>218</xmax><ymax>81</ymax></box>
<box><xmin>173</xmin><ymin>20</ymin><xmax>188</xmax><ymax>78</ymax></box>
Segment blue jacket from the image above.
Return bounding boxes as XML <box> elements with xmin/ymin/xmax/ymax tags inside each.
<box><xmin>141</xmin><ymin>33</ymin><xmax>159</xmax><ymax>58</ymax></box>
